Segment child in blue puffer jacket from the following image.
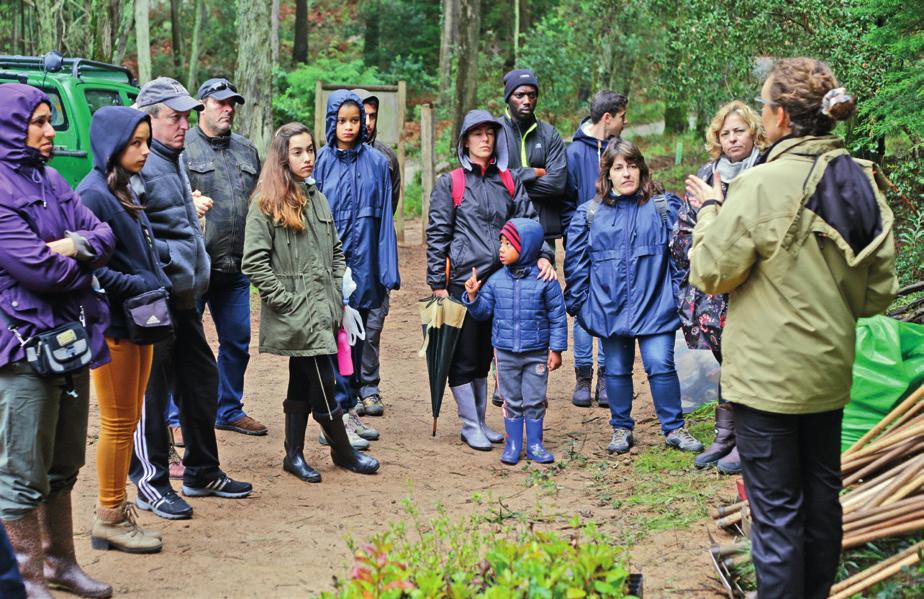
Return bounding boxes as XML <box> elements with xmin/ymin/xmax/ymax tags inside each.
<box><xmin>463</xmin><ymin>218</ymin><xmax>568</xmax><ymax>464</ymax></box>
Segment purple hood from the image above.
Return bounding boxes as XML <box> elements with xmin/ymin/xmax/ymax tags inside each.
<box><xmin>0</xmin><ymin>84</ymin><xmax>115</xmax><ymax>369</ymax></box>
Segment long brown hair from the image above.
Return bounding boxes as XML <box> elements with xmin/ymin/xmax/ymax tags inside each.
<box><xmin>766</xmin><ymin>58</ymin><xmax>856</xmax><ymax>137</ymax></box>
<box><xmin>254</xmin><ymin>122</ymin><xmax>313</xmax><ymax>231</ymax></box>
<box><xmin>106</xmin><ymin>164</ymin><xmax>144</xmax><ymax>217</ymax></box>
<box><xmin>594</xmin><ymin>139</ymin><xmax>662</xmax><ymax>204</ymax></box>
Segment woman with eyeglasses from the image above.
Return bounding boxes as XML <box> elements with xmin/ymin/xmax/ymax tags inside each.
<box><xmin>686</xmin><ymin>58</ymin><xmax>897</xmax><ymax>599</ymax></box>
<box><xmin>670</xmin><ymin>101</ymin><xmax>767</xmax><ymax>476</ymax></box>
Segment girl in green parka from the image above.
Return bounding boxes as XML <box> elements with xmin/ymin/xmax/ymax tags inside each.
<box><xmin>241</xmin><ymin>122</ymin><xmax>379</xmax><ymax>482</ymax></box>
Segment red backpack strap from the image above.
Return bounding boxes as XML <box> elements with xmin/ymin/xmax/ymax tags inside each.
<box><xmin>499</xmin><ymin>169</ymin><xmax>516</xmax><ymax>198</ymax></box>
<box><xmin>450</xmin><ymin>168</ymin><xmax>466</xmax><ymax>208</ymax></box>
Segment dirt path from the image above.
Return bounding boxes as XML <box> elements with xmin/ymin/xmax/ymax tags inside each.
<box><xmin>70</xmin><ymin>222</ymin><xmax>737</xmax><ymax>598</ymax></box>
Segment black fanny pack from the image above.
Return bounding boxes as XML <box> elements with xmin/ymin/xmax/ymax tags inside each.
<box><xmin>123</xmin><ymin>288</ymin><xmax>174</xmax><ymax>345</ymax></box>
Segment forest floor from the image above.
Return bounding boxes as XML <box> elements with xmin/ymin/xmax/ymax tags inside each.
<box><xmin>70</xmin><ymin>221</ymin><xmax>739</xmax><ymax>598</ymax></box>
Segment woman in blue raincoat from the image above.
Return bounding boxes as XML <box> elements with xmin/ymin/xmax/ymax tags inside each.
<box><xmin>564</xmin><ymin>139</ymin><xmax>702</xmax><ymax>456</ymax></box>
<box><xmin>314</xmin><ymin>90</ymin><xmax>399</xmax><ymax>443</ymax></box>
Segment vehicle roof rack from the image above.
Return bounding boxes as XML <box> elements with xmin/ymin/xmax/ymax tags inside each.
<box><xmin>0</xmin><ymin>55</ymin><xmax>137</xmax><ymax>87</ymax></box>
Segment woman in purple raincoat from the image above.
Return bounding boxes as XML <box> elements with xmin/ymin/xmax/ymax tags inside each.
<box><xmin>0</xmin><ymin>83</ymin><xmax>114</xmax><ymax>598</ymax></box>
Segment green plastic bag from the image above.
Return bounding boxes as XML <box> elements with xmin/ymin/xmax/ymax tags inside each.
<box><xmin>842</xmin><ymin>316</ymin><xmax>924</xmax><ymax>452</ymax></box>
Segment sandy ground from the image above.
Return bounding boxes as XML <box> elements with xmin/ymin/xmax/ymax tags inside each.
<box><xmin>69</xmin><ymin>222</ymin><xmax>737</xmax><ymax>598</ymax></box>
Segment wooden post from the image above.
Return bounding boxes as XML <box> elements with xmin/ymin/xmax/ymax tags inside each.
<box><xmin>421</xmin><ymin>103</ymin><xmax>434</xmax><ymax>245</ymax></box>
<box><xmin>396</xmin><ymin>81</ymin><xmax>407</xmax><ymax>243</ymax></box>
<box><xmin>314</xmin><ymin>80</ymin><xmax>325</xmax><ymax>147</ymax></box>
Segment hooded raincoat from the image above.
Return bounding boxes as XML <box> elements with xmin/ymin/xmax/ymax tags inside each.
<box><xmin>564</xmin><ymin>191</ymin><xmax>682</xmax><ymax>339</ymax></box>
<box><xmin>563</xmin><ymin>118</ymin><xmax>608</xmax><ymax>232</ymax></box>
<box><xmin>76</xmin><ymin>106</ymin><xmax>172</xmax><ymax>341</ymax></box>
<box><xmin>0</xmin><ymin>84</ymin><xmax>114</xmax><ymax>369</ymax></box>
<box><xmin>689</xmin><ymin>136</ymin><xmax>897</xmax><ymax>415</ymax></box>
<box><xmin>426</xmin><ymin>110</ymin><xmax>551</xmax><ymax>295</ymax></box>
<box><xmin>464</xmin><ymin>218</ymin><xmax>567</xmax><ymax>353</ymax></box>
<box><xmin>313</xmin><ymin>90</ymin><xmax>399</xmax><ymax>311</ymax></box>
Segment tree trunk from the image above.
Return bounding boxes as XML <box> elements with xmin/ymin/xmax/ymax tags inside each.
<box><xmin>363</xmin><ymin>1</ymin><xmax>381</xmax><ymax>69</ymax></box>
<box><xmin>113</xmin><ymin>0</ymin><xmax>135</xmax><ymax>64</ymax></box>
<box><xmin>271</xmin><ymin>0</ymin><xmax>280</xmax><ymax>66</ymax></box>
<box><xmin>186</xmin><ymin>0</ymin><xmax>204</xmax><ymax>90</ymax></box>
<box><xmin>453</xmin><ymin>0</ymin><xmax>481</xmax><ymax>141</ymax></box>
<box><xmin>438</xmin><ymin>0</ymin><xmax>458</xmax><ymax>107</ymax></box>
<box><xmin>293</xmin><ymin>0</ymin><xmax>308</xmax><ymax>64</ymax></box>
<box><xmin>135</xmin><ymin>0</ymin><xmax>151</xmax><ymax>84</ymax></box>
<box><xmin>35</xmin><ymin>0</ymin><xmax>61</xmax><ymax>53</ymax></box>
<box><xmin>235</xmin><ymin>0</ymin><xmax>273</xmax><ymax>156</ymax></box>
<box><xmin>169</xmin><ymin>0</ymin><xmax>183</xmax><ymax>72</ymax></box>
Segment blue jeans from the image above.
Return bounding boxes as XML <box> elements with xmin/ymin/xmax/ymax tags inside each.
<box><xmin>572</xmin><ymin>320</ymin><xmax>605</xmax><ymax>368</ymax></box>
<box><xmin>601</xmin><ymin>332</ymin><xmax>684</xmax><ymax>434</ymax></box>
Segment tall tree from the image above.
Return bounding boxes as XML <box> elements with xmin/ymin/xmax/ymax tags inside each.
<box><xmin>235</xmin><ymin>0</ymin><xmax>273</xmax><ymax>156</ymax></box>
<box><xmin>169</xmin><ymin>0</ymin><xmax>183</xmax><ymax>72</ymax></box>
<box><xmin>135</xmin><ymin>0</ymin><xmax>151</xmax><ymax>83</ymax></box>
<box><xmin>293</xmin><ymin>0</ymin><xmax>309</xmax><ymax>64</ymax></box>
<box><xmin>453</xmin><ymin>0</ymin><xmax>481</xmax><ymax>140</ymax></box>
<box><xmin>438</xmin><ymin>0</ymin><xmax>458</xmax><ymax>107</ymax></box>
<box><xmin>112</xmin><ymin>0</ymin><xmax>135</xmax><ymax>64</ymax></box>
<box><xmin>186</xmin><ymin>0</ymin><xmax>204</xmax><ymax>90</ymax></box>
<box><xmin>271</xmin><ymin>0</ymin><xmax>280</xmax><ymax>65</ymax></box>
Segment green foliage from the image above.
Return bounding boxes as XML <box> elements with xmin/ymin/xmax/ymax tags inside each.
<box><xmin>320</xmin><ymin>503</ymin><xmax>636</xmax><ymax>598</ymax></box>
<box><xmin>894</xmin><ymin>206</ymin><xmax>924</xmax><ymax>287</ymax></box>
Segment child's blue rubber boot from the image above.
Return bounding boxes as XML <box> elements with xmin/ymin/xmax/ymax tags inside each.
<box><xmin>525</xmin><ymin>418</ymin><xmax>554</xmax><ymax>463</ymax></box>
<box><xmin>501</xmin><ymin>417</ymin><xmax>523</xmax><ymax>465</ymax></box>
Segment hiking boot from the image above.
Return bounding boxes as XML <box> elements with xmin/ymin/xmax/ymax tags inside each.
<box><xmin>136</xmin><ymin>488</ymin><xmax>193</xmax><ymax>520</ymax></box>
<box><xmin>607</xmin><ymin>428</ymin><xmax>633</xmax><ymax>454</ymax></box>
<box><xmin>319</xmin><ymin>420</ymin><xmax>370</xmax><ymax>449</ymax></box>
<box><xmin>283</xmin><ymin>411</ymin><xmax>321</xmax><ymax>483</ymax></box>
<box><xmin>5</xmin><ymin>509</ymin><xmax>55</xmax><ymax>598</ymax></box>
<box><xmin>182</xmin><ymin>475</ymin><xmax>253</xmax><ymax>499</ymax></box>
<box><xmin>317</xmin><ymin>412</ymin><xmax>380</xmax><ymax>474</ymax></box>
<box><xmin>595</xmin><ymin>367</ymin><xmax>609</xmax><ymax>407</ymax></box>
<box><xmin>665</xmin><ymin>428</ymin><xmax>704</xmax><ymax>453</ymax></box>
<box><xmin>38</xmin><ymin>491</ymin><xmax>113</xmax><ymax>598</ymax></box>
<box><xmin>452</xmin><ymin>383</ymin><xmax>491</xmax><ymax>450</ymax></box>
<box><xmin>348</xmin><ymin>408</ymin><xmax>380</xmax><ymax>440</ymax></box>
<box><xmin>473</xmin><ymin>377</ymin><xmax>503</xmax><ymax>443</ymax></box>
<box><xmin>215</xmin><ymin>415</ymin><xmax>268</xmax><ymax>436</ymax></box>
<box><xmin>91</xmin><ymin>503</ymin><xmax>163</xmax><ymax>554</ymax></box>
<box><xmin>168</xmin><ymin>445</ymin><xmax>184</xmax><ymax>480</ymax></box>
<box><xmin>169</xmin><ymin>425</ymin><xmax>184</xmax><ymax>448</ymax></box>
<box><xmin>695</xmin><ymin>403</ymin><xmax>736</xmax><ymax>469</ymax></box>
<box><xmin>571</xmin><ymin>366</ymin><xmax>593</xmax><ymax>407</ymax></box>
<box><xmin>525</xmin><ymin>418</ymin><xmax>554</xmax><ymax>464</ymax></box>
<box><xmin>717</xmin><ymin>446</ymin><xmax>742</xmax><ymax>475</ymax></box>
<box><xmin>360</xmin><ymin>394</ymin><xmax>385</xmax><ymax>416</ymax></box>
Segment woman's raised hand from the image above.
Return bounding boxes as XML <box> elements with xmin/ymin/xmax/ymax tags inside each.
<box><xmin>684</xmin><ymin>172</ymin><xmax>724</xmax><ymax>209</ymax></box>
<box><xmin>465</xmin><ymin>267</ymin><xmax>482</xmax><ymax>301</ymax></box>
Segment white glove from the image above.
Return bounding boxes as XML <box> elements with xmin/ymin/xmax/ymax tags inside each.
<box><xmin>342</xmin><ymin>305</ymin><xmax>366</xmax><ymax>345</ymax></box>
<box><xmin>342</xmin><ymin>266</ymin><xmax>357</xmax><ymax>303</ymax></box>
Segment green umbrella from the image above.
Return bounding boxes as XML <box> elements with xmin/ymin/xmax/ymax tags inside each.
<box><xmin>418</xmin><ymin>296</ymin><xmax>468</xmax><ymax>436</ymax></box>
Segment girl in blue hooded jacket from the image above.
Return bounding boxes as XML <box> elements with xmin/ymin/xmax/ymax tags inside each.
<box><xmin>314</xmin><ymin>90</ymin><xmax>399</xmax><ymax>438</ymax></box>
<box><xmin>564</xmin><ymin>139</ymin><xmax>703</xmax><ymax>456</ymax></box>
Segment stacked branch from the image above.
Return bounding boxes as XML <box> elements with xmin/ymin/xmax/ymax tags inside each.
<box><xmin>888</xmin><ymin>281</ymin><xmax>924</xmax><ymax>324</ymax></box>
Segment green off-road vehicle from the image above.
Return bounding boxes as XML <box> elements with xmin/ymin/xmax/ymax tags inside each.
<box><xmin>0</xmin><ymin>52</ymin><xmax>139</xmax><ymax>187</ymax></box>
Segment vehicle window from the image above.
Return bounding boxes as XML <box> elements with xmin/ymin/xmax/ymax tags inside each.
<box><xmin>84</xmin><ymin>89</ymin><xmax>125</xmax><ymax>114</ymax></box>
<box><xmin>44</xmin><ymin>90</ymin><xmax>68</xmax><ymax>130</ymax></box>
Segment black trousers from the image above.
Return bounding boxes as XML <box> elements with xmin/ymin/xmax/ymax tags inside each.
<box><xmin>447</xmin><ymin>311</ymin><xmax>493</xmax><ymax>388</ymax></box>
<box><xmin>286</xmin><ymin>355</ymin><xmax>340</xmax><ymax>421</ymax></box>
<box><xmin>131</xmin><ymin>308</ymin><xmax>222</xmax><ymax>496</ymax></box>
<box><xmin>734</xmin><ymin>404</ymin><xmax>843</xmax><ymax>599</ymax></box>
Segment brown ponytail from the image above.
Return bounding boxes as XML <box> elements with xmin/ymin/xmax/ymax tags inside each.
<box><xmin>767</xmin><ymin>58</ymin><xmax>857</xmax><ymax>137</ymax></box>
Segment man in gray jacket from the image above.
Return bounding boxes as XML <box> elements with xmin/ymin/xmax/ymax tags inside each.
<box><xmin>182</xmin><ymin>78</ymin><xmax>266</xmax><ymax>436</ymax></box>
<box><xmin>129</xmin><ymin>78</ymin><xmax>252</xmax><ymax>521</ymax></box>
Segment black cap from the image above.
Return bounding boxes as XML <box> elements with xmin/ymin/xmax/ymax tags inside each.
<box><xmin>136</xmin><ymin>77</ymin><xmax>203</xmax><ymax>112</ymax></box>
<box><xmin>503</xmin><ymin>69</ymin><xmax>539</xmax><ymax>102</ymax></box>
<box><xmin>197</xmin><ymin>78</ymin><xmax>245</xmax><ymax>104</ymax></box>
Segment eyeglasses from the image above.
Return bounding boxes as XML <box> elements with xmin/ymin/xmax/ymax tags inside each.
<box><xmin>753</xmin><ymin>96</ymin><xmax>779</xmax><ymax>108</ymax></box>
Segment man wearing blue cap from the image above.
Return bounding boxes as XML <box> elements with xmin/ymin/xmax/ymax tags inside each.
<box><xmin>181</xmin><ymin>78</ymin><xmax>266</xmax><ymax>438</ymax></box>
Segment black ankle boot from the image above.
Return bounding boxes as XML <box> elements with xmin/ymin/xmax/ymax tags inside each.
<box><xmin>283</xmin><ymin>412</ymin><xmax>321</xmax><ymax>482</ymax></box>
<box><xmin>317</xmin><ymin>413</ymin><xmax>380</xmax><ymax>474</ymax></box>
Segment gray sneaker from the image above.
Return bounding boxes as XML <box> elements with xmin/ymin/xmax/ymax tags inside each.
<box><xmin>607</xmin><ymin>428</ymin><xmax>633</xmax><ymax>454</ymax></box>
<box><xmin>665</xmin><ymin>428</ymin><xmax>704</xmax><ymax>452</ymax></box>
<box><xmin>319</xmin><ymin>418</ymin><xmax>369</xmax><ymax>450</ymax></box>
<box><xmin>347</xmin><ymin>408</ymin><xmax>379</xmax><ymax>440</ymax></box>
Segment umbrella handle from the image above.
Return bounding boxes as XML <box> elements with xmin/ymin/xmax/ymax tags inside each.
<box><xmin>432</xmin><ymin>417</ymin><xmax>438</xmax><ymax>437</ymax></box>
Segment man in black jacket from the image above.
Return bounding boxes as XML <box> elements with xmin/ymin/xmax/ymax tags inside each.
<box><xmin>182</xmin><ymin>78</ymin><xmax>267</xmax><ymax>437</ymax></box>
<box><xmin>497</xmin><ymin>69</ymin><xmax>568</xmax><ymax>241</ymax></box>
<box><xmin>130</xmin><ymin>77</ymin><xmax>252</xmax><ymax>521</ymax></box>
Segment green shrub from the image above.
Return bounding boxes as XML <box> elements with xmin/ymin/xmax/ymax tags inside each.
<box><xmin>319</xmin><ymin>504</ymin><xmax>636</xmax><ymax>598</ymax></box>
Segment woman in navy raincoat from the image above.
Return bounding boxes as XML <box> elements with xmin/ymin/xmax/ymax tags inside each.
<box><xmin>564</xmin><ymin>139</ymin><xmax>702</xmax><ymax>456</ymax></box>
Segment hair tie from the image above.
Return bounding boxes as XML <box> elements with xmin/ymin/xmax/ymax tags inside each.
<box><xmin>821</xmin><ymin>87</ymin><xmax>851</xmax><ymax>117</ymax></box>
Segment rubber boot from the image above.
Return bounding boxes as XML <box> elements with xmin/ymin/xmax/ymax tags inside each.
<box><xmin>525</xmin><ymin>418</ymin><xmax>554</xmax><ymax>463</ymax></box>
<box><xmin>500</xmin><ymin>417</ymin><xmax>524</xmax><ymax>465</ymax></box>
<box><xmin>694</xmin><ymin>403</ymin><xmax>736</xmax><ymax>469</ymax></box>
<box><xmin>38</xmin><ymin>492</ymin><xmax>112</xmax><ymax>598</ymax></box>
<box><xmin>317</xmin><ymin>412</ymin><xmax>380</xmax><ymax>474</ymax></box>
<box><xmin>91</xmin><ymin>502</ymin><xmax>162</xmax><ymax>554</ymax></box>
<box><xmin>595</xmin><ymin>367</ymin><xmax>609</xmax><ymax>407</ymax></box>
<box><xmin>717</xmin><ymin>446</ymin><xmax>742</xmax><ymax>475</ymax></box>
<box><xmin>571</xmin><ymin>366</ymin><xmax>593</xmax><ymax>407</ymax></box>
<box><xmin>451</xmin><ymin>383</ymin><xmax>491</xmax><ymax>450</ymax></box>
<box><xmin>4</xmin><ymin>511</ymin><xmax>54</xmax><ymax>599</ymax></box>
<box><xmin>283</xmin><ymin>412</ymin><xmax>322</xmax><ymax>483</ymax></box>
<box><xmin>473</xmin><ymin>378</ymin><xmax>503</xmax><ymax>443</ymax></box>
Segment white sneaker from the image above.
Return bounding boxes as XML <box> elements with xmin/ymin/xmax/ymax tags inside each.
<box><xmin>318</xmin><ymin>419</ymin><xmax>369</xmax><ymax>450</ymax></box>
<box><xmin>347</xmin><ymin>408</ymin><xmax>380</xmax><ymax>441</ymax></box>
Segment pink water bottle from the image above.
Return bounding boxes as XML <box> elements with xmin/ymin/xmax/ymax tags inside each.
<box><xmin>336</xmin><ymin>327</ymin><xmax>354</xmax><ymax>376</ymax></box>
